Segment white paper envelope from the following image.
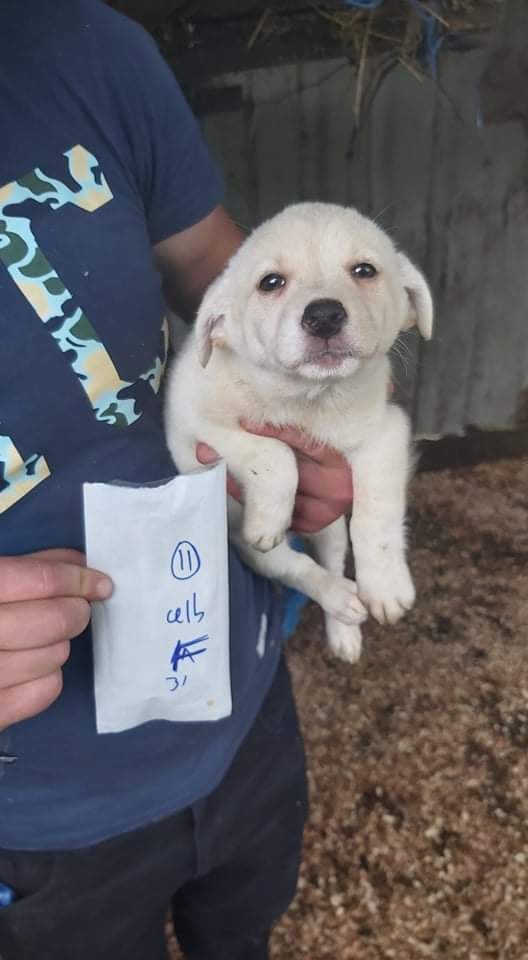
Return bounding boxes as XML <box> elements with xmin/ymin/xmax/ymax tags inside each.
<box><xmin>83</xmin><ymin>463</ymin><xmax>231</xmax><ymax>733</ymax></box>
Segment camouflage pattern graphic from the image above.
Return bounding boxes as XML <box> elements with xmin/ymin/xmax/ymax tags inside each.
<box><xmin>0</xmin><ymin>145</ymin><xmax>168</xmax><ymax>427</ymax></box>
<box><xmin>0</xmin><ymin>436</ymin><xmax>50</xmax><ymax>515</ymax></box>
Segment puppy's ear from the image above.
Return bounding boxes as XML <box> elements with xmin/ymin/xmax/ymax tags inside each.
<box><xmin>397</xmin><ymin>253</ymin><xmax>433</xmax><ymax>340</ymax></box>
<box><xmin>194</xmin><ymin>275</ymin><xmax>228</xmax><ymax>368</ymax></box>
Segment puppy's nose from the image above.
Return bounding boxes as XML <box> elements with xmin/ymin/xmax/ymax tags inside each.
<box><xmin>301</xmin><ymin>299</ymin><xmax>347</xmax><ymax>339</ymax></box>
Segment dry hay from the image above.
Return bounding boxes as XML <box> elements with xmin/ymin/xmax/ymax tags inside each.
<box><xmin>273</xmin><ymin>455</ymin><xmax>528</xmax><ymax>959</ymax></box>
<box><xmin>246</xmin><ymin>0</ymin><xmax>504</xmax><ymax>123</ymax></box>
<box><xmin>242</xmin><ymin>1</ymin><xmax>503</xmax><ymax>62</ymax></box>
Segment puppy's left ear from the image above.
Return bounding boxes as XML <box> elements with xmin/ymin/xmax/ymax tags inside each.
<box><xmin>397</xmin><ymin>253</ymin><xmax>433</xmax><ymax>340</ymax></box>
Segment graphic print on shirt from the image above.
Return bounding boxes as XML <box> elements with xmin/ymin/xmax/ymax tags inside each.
<box><xmin>0</xmin><ymin>145</ymin><xmax>169</xmax><ymax>426</ymax></box>
<box><xmin>0</xmin><ymin>436</ymin><xmax>51</xmax><ymax>515</ymax></box>
<box><xmin>0</xmin><ymin>145</ymin><xmax>169</xmax><ymax>514</ymax></box>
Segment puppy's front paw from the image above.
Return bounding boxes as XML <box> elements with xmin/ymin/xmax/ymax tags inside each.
<box><xmin>326</xmin><ymin>616</ymin><xmax>363</xmax><ymax>663</ymax></box>
<box><xmin>357</xmin><ymin>559</ymin><xmax>415</xmax><ymax>625</ymax></box>
<box><xmin>321</xmin><ymin>575</ymin><xmax>368</xmax><ymax>627</ymax></box>
<box><xmin>243</xmin><ymin>509</ymin><xmax>289</xmax><ymax>553</ymax></box>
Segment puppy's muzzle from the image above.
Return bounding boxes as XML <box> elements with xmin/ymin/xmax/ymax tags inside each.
<box><xmin>301</xmin><ymin>299</ymin><xmax>347</xmax><ymax>339</ymax></box>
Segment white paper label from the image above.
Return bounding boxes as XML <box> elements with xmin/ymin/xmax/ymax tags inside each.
<box><xmin>83</xmin><ymin>463</ymin><xmax>231</xmax><ymax>733</ymax></box>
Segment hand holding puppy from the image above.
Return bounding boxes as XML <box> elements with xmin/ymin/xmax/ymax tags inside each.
<box><xmin>197</xmin><ymin>421</ymin><xmax>353</xmax><ymax>534</ymax></box>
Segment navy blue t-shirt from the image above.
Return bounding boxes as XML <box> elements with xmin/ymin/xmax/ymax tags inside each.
<box><xmin>0</xmin><ymin>0</ymin><xmax>282</xmax><ymax>850</ymax></box>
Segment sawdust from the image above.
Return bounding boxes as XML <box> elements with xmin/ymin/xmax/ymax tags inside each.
<box><xmin>169</xmin><ymin>455</ymin><xmax>528</xmax><ymax>959</ymax></box>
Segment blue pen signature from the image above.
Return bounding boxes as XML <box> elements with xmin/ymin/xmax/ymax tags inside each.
<box><xmin>170</xmin><ymin>635</ymin><xmax>209</xmax><ymax>674</ymax></box>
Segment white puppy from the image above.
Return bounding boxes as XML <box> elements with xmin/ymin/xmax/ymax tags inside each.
<box><xmin>165</xmin><ymin>203</ymin><xmax>433</xmax><ymax>662</ymax></box>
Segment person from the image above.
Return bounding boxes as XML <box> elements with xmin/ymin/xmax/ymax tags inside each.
<box><xmin>0</xmin><ymin>2</ymin><xmax>353</xmax><ymax>957</ymax></box>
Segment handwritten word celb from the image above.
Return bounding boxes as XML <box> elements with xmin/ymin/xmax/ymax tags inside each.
<box><xmin>166</xmin><ymin>592</ymin><xmax>204</xmax><ymax>626</ymax></box>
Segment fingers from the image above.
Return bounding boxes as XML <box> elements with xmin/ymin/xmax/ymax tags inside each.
<box><xmin>196</xmin><ymin>444</ymin><xmax>243</xmax><ymax>501</ymax></box>
<box><xmin>195</xmin><ymin>443</ymin><xmax>218</xmax><ymax>466</ymax></box>
<box><xmin>240</xmin><ymin>420</ymin><xmax>345</xmax><ymax>466</ymax></box>
<box><xmin>0</xmin><ymin>556</ymin><xmax>112</xmax><ymax>605</ymax></box>
<box><xmin>0</xmin><ymin>550</ymin><xmax>112</xmax><ymax>731</ymax></box>
<box><xmin>291</xmin><ymin>494</ymin><xmax>348</xmax><ymax>534</ymax></box>
<box><xmin>196</xmin><ymin>428</ymin><xmax>353</xmax><ymax>534</ymax></box>
<box><xmin>0</xmin><ymin>641</ymin><xmax>71</xmax><ymax>689</ymax></box>
<box><xmin>226</xmin><ymin>476</ymin><xmax>243</xmax><ymax>501</ymax></box>
<box><xmin>0</xmin><ymin>598</ymin><xmax>92</xmax><ymax>651</ymax></box>
<box><xmin>0</xmin><ymin>672</ymin><xmax>63</xmax><ymax>731</ymax></box>
<box><xmin>295</xmin><ymin>456</ymin><xmax>353</xmax><ymax>505</ymax></box>
<box><xmin>26</xmin><ymin>548</ymin><xmax>86</xmax><ymax>565</ymax></box>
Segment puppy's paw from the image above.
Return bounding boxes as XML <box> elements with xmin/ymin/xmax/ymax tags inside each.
<box><xmin>326</xmin><ymin>616</ymin><xmax>363</xmax><ymax>663</ymax></box>
<box><xmin>243</xmin><ymin>511</ymin><xmax>288</xmax><ymax>553</ymax></box>
<box><xmin>357</xmin><ymin>559</ymin><xmax>415</xmax><ymax>625</ymax></box>
<box><xmin>321</xmin><ymin>575</ymin><xmax>368</xmax><ymax>627</ymax></box>
<box><xmin>245</xmin><ymin>530</ymin><xmax>287</xmax><ymax>553</ymax></box>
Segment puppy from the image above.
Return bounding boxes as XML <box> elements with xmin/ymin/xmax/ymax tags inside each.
<box><xmin>165</xmin><ymin>203</ymin><xmax>433</xmax><ymax>662</ymax></box>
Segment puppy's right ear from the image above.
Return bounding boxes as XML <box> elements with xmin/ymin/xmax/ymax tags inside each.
<box><xmin>194</xmin><ymin>275</ymin><xmax>228</xmax><ymax>368</ymax></box>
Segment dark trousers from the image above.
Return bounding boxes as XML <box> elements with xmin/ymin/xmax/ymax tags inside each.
<box><xmin>0</xmin><ymin>658</ymin><xmax>308</xmax><ymax>960</ymax></box>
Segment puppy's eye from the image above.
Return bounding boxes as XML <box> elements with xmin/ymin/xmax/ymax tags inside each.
<box><xmin>351</xmin><ymin>262</ymin><xmax>378</xmax><ymax>279</ymax></box>
<box><xmin>258</xmin><ymin>273</ymin><xmax>287</xmax><ymax>292</ymax></box>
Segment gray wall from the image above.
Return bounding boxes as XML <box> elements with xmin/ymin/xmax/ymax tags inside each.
<box><xmin>197</xmin><ymin>49</ymin><xmax>528</xmax><ymax>439</ymax></box>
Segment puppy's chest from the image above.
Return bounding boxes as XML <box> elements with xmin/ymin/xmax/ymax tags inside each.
<box><xmin>247</xmin><ymin>394</ymin><xmax>374</xmax><ymax>453</ymax></box>
<box><xmin>202</xmin><ymin>364</ymin><xmax>382</xmax><ymax>452</ymax></box>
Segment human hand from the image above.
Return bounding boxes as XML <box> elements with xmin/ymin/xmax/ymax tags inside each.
<box><xmin>0</xmin><ymin>549</ymin><xmax>113</xmax><ymax>731</ymax></box>
<box><xmin>196</xmin><ymin>421</ymin><xmax>353</xmax><ymax>535</ymax></box>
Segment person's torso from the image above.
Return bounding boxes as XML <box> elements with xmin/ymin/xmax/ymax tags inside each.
<box><xmin>0</xmin><ymin>0</ymin><xmax>282</xmax><ymax>850</ymax></box>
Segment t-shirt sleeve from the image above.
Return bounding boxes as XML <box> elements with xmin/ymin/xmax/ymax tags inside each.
<box><xmin>93</xmin><ymin>3</ymin><xmax>225</xmax><ymax>244</ymax></box>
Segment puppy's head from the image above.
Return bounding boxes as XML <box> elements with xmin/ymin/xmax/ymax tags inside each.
<box><xmin>196</xmin><ymin>203</ymin><xmax>432</xmax><ymax>381</ymax></box>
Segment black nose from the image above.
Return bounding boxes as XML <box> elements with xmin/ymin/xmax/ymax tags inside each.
<box><xmin>301</xmin><ymin>299</ymin><xmax>347</xmax><ymax>339</ymax></box>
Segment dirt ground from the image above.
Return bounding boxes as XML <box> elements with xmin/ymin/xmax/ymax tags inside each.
<box><xmin>169</xmin><ymin>454</ymin><xmax>528</xmax><ymax>960</ymax></box>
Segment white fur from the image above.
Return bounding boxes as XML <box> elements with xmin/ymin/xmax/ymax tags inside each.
<box><xmin>165</xmin><ymin>203</ymin><xmax>433</xmax><ymax>663</ymax></box>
